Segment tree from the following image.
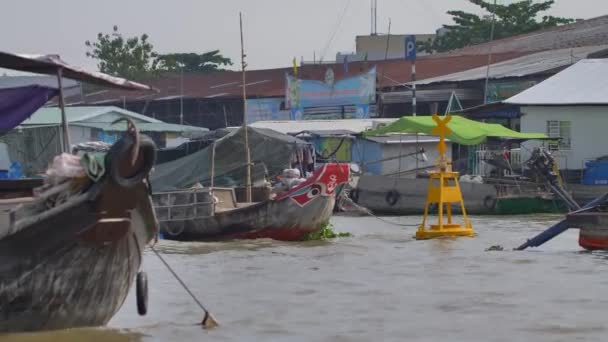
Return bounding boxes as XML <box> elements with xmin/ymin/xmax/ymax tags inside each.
<box><xmin>421</xmin><ymin>0</ymin><xmax>575</xmax><ymax>53</ymax></box>
<box><xmin>85</xmin><ymin>25</ymin><xmax>158</xmax><ymax>78</ymax></box>
<box><xmin>155</xmin><ymin>51</ymin><xmax>233</xmax><ymax>73</ymax></box>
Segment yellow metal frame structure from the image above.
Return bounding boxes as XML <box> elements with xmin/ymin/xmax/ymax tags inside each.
<box><xmin>415</xmin><ymin>114</ymin><xmax>475</xmax><ymax>240</ymax></box>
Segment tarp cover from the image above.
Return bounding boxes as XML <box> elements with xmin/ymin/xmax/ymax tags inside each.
<box><xmin>150</xmin><ymin>126</ymin><xmax>310</xmax><ymax>192</ymax></box>
<box><xmin>0</xmin><ymin>85</ymin><xmax>58</xmax><ymax>132</ymax></box>
<box><xmin>365</xmin><ymin>115</ymin><xmax>548</xmax><ymax>145</ymax></box>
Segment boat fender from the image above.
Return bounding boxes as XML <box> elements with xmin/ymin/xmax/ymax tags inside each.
<box><xmin>385</xmin><ymin>190</ymin><xmax>400</xmax><ymax>206</ymax></box>
<box><xmin>349</xmin><ymin>188</ymin><xmax>360</xmax><ymax>203</ymax></box>
<box><xmin>136</xmin><ymin>271</ymin><xmax>148</xmax><ymax>316</ymax></box>
<box><xmin>483</xmin><ymin>195</ymin><xmax>497</xmax><ymax>210</ymax></box>
<box><xmin>108</xmin><ymin>134</ymin><xmax>157</xmax><ymax>188</ymax></box>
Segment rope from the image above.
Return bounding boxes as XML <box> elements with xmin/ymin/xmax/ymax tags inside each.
<box><xmin>151</xmin><ymin>247</ymin><xmax>213</xmax><ymax>316</ymax></box>
<box><xmin>340</xmin><ymin>194</ymin><xmax>418</xmax><ymax>227</ymax></box>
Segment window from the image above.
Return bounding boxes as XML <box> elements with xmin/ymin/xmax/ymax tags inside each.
<box><xmin>546</xmin><ymin>120</ymin><xmax>571</xmax><ymax>151</ymax></box>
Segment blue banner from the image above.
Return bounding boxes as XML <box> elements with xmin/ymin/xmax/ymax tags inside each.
<box><xmin>286</xmin><ymin>67</ymin><xmax>376</xmax><ymax>109</ymax></box>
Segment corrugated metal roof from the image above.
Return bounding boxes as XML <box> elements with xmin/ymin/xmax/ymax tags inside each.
<box><xmin>71</xmin><ymin>122</ymin><xmax>208</xmax><ymax>133</ymax></box>
<box><xmin>21</xmin><ymin>106</ymin><xmax>162</xmax><ymax>125</ymax></box>
<box><xmin>414</xmin><ymin>46</ymin><xmax>608</xmax><ymax>85</ymax></box>
<box><xmin>62</xmin><ymin>52</ymin><xmax>524</xmax><ymax>104</ymax></box>
<box><xmin>440</xmin><ymin>15</ymin><xmax>608</xmax><ymax>57</ymax></box>
<box><xmin>505</xmin><ymin>59</ymin><xmax>608</xmax><ymax>105</ymax></box>
<box><xmin>249</xmin><ymin>119</ymin><xmax>397</xmax><ymax>135</ymax></box>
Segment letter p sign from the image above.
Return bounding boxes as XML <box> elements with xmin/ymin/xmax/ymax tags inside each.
<box><xmin>405</xmin><ymin>35</ymin><xmax>416</xmax><ymax>61</ymax></box>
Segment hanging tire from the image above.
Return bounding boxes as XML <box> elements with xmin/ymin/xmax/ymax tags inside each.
<box><xmin>483</xmin><ymin>195</ymin><xmax>497</xmax><ymax>211</ymax></box>
<box><xmin>107</xmin><ymin>134</ymin><xmax>157</xmax><ymax>189</ymax></box>
<box><xmin>136</xmin><ymin>271</ymin><xmax>148</xmax><ymax>316</ymax></box>
<box><xmin>349</xmin><ymin>188</ymin><xmax>360</xmax><ymax>203</ymax></box>
<box><xmin>385</xmin><ymin>190</ymin><xmax>400</xmax><ymax>206</ymax></box>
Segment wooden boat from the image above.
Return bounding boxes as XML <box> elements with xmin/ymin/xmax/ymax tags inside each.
<box><xmin>154</xmin><ymin>163</ymin><xmax>350</xmax><ymax>241</ymax></box>
<box><xmin>0</xmin><ymin>129</ymin><xmax>158</xmax><ymax>332</ymax></box>
<box><xmin>352</xmin><ymin>174</ymin><xmax>563</xmax><ymax>215</ymax></box>
<box><xmin>0</xmin><ymin>51</ymin><xmax>158</xmax><ymax>332</ymax></box>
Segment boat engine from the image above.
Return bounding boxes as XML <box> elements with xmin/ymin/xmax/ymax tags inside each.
<box><xmin>525</xmin><ymin>147</ymin><xmax>580</xmax><ymax>211</ymax></box>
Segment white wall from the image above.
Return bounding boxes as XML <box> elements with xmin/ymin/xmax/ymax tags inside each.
<box><xmin>380</xmin><ymin>142</ymin><xmax>452</xmax><ymax>177</ymax></box>
<box><xmin>521</xmin><ymin>106</ymin><xmax>608</xmax><ymax>170</ymax></box>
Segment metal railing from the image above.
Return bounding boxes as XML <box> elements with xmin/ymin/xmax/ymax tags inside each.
<box><xmin>153</xmin><ymin>189</ymin><xmax>215</xmax><ymax>223</ymax></box>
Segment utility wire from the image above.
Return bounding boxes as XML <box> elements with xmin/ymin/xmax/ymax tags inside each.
<box><xmin>319</xmin><ymin>0</ymin><xmax>352</xmax><ymax>62</ymax></box>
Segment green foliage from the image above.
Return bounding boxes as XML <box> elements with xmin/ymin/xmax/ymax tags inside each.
<box><xmin>85</xmin><ymin>26</ymin><xmax>233</xmax><ymax>78</ymax></box>
<box><xmin>85</xmin><ymin>25</ymin><xmax>158</xmax><ymax>79</ymax></box>
<box><xmin>421</xmin><ymin>0</ymin><xmax>575</xmax><ymax>53</ymax></box>
<box><xmin>155</xmin><ymin>51</ymin><xmax>233</xmax><ymax>73</ymax></box>
<box><xmin>301</xmin><ymin>223</ymin><xmax>352</xmax><ymax>241</ymax></box>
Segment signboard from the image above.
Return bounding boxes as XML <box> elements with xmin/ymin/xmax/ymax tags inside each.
<box><xmin>246</xmin><ymin>98</ymin><xmax>288</xmax><ymax>123</ymax></box>
<box><xmin>485</xmin><ymin>80</ymin><xmax>537</xmax><ymax>103</ymax></box>
<box><xmin>285</xmin><ymin>67</ymin><xmax>376</xmax><ymax>109</ymax></box>
<box><xmin>405</xmin><ymin>35</ymin><xmax>416</xmax><ymax>61</ymax></box>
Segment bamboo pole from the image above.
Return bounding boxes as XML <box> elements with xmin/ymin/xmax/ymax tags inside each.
<box><xmin>240</xmin><ymin>12</ymin><xmax>252</xmax><ymax>203</ymax></box>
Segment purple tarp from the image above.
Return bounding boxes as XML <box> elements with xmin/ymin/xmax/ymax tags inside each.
<box><xmin>0</xmin><ymin>85</ymin><xmax>58</xmax><ymax>132</ymax></box>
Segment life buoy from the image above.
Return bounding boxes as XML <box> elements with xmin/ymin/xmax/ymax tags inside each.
<box><xmin>136</xmin><ymin>271</ymin><xmax>148</xmax><ymax>316</ymax></box>
<box><xmin>107</xmin><ymin>134</ymin><xmax>157</xmax><ymax>188</ymax></box>
<box><xmin>349</xmin><ymin>188</ymin><xmax>360</xmax><ymax>203</ymax></box>
<box><xmin>385</xmin><ymin>190</ymin><xmax>400</xmax><ymax>206</ymax></box>
<box><xmin>483</xmin><ymin>195</ymin><xmax>497</xmax><ymax>210</ymax></box>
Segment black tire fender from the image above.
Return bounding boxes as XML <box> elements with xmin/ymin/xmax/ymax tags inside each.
<box><xmin>483</xmin><ymin>195</ymin><xmax>497</xmax><ymax>210</ymax></box>
<box><xmin>136</xmin><ymin>271</ymin><xmax>148</xmax><ymax>316</ymax></box>
<box><xmin>385</xmin><ymin>190</ymin><xmax>400</xmax><ymax>206</ymax></box>
<box><xmin>107</xmin><ymin>134</ymin><xmax>157</xmax><ymax>188</ymax></box>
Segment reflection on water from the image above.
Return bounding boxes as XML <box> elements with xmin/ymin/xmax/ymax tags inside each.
<box><xmin>5</xmin><ymin>214</ymin><xmax>608</xmax><ymax>342</ymax></box>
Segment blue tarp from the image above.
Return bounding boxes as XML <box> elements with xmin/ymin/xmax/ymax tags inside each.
<box><xmin>0</xmin><ymin>85</ymin><xmax>58</xmax><ymax>133</ymax></box>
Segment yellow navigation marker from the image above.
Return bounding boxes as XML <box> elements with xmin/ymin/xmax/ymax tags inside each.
<box><xmin>415</xmin><ymin>114</ymin><xmax>474</xmax><ymax>240</ymax></box>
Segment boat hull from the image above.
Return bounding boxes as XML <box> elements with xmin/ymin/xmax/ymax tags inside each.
<box><xmin>566</xmin><ymin>212</ymin><xmax>608</xmax><ymax>251</ymax></box>
<box><xmin>354</xmin><ymin>174</ymin><xmax>564</xmax><ymax>215</ymax></box>
<box><xmin>0</xmin><ymin>181</ymin><xmax>156</xmax><ymax>333</ymax></box>
<box><xmin>0</xmin><ymin>132</ymin><xmax>158</xmax><ymax>333</ymax></box>
<box><xmin>157</xmin><ymin>163</ymin><xmax>349</xmax><ymax>241</ymax></box>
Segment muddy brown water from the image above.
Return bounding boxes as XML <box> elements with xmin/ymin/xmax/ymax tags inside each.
<box><xmin>2</xmin><ymin>215</ymin><xmax>608</xmax><ymax>342</ymax></box>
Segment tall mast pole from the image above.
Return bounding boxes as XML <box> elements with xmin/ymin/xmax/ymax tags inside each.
<box><xmin>240</xmin><ymin>12</ymin><xmax>252</xmax><ymax>203</ymax></box>
<box><xmin>483</xmin><ymin>0</ymin><xmax>498</xmax><ymax>104</ymax></box>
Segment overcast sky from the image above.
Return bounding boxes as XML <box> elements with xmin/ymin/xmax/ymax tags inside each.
<box><xmin>2</xmin><ymin>0</ymin><xmax>607</xmax><ymax>72</ymax></box>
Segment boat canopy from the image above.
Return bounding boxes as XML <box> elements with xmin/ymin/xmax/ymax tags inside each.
<box><xmin>364</xmin><ymin>115</ymin><xmax>550</xmax><ymax>145</ymax></box>
<box><xmin>0</xmin><ymin>51</ymin><xmax>154</xmax><ymax>91</ymax></box>
<box><xmin>151</xmin><ymin>126</ymin><xmax>312</xmax><ymax>192</ymax></box>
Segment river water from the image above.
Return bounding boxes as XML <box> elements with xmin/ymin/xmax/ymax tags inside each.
<box><xmin>3</xmin><ymin>215</ymin><xmax>608</xmax><ymax>342</ymax></box>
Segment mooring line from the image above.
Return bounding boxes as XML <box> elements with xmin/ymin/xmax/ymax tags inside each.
<box><xmin>151</xmin><ymin>246</ymin><xmax>219</xmax><ymax>329</ymax></box>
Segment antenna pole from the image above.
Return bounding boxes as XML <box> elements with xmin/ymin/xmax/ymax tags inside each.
<box><xmin>240</xmin><ymin>12</ymin><xmax>252</xmax><ymax>203</ymax></box>
<box><xmin>483</xmin><ymin>0</ymin><xmax>498</xmax><ymax>104</ymax></box>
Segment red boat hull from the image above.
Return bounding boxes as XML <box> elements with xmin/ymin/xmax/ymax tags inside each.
<box><xmin>157</xmin><ymin>163</ymin><xmax>350</xmax><ymax>241</ymax></box>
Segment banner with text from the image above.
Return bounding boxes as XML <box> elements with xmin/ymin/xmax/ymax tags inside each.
<box><xmin>285</xmin><ymin>67</ymin><xmax>376</xmax><ymax>109</ymax></box>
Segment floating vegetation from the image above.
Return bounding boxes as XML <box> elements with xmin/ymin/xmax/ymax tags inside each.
<box><xmin>302</xmin><ymin>223</ymin><xmax>351</xmax><ymax>241</ymax></box>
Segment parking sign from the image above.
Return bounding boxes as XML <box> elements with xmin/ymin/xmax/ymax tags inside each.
<box><xmin>405</xmin><ymin>35</ymin><xmax>416</xmax><ymax>61</ymax></box>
